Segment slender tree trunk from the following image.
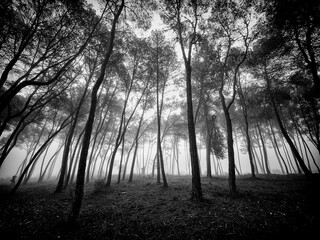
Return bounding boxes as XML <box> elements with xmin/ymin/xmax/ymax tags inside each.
<box><xmin>257</xmin><ymin>124</ymin><xmax>271</xmax><ymax>174</ymax></box>
<box><xmin>204</xmin><ymin>102</ymin><xmax>212</xmax><ymax>178</ymax></box>
<box><xmin>254</xmin><ymin>130</ymin><xmax>266</xmax><ymax>173</ymax></box>
<box><xmin>268</xmin><ymin>131</ymin><xmax>285</xmax><ymax>174</ymax></box>
<box><xmin>152</xmin><ymin>153</ymin><xmax>156</xmax><ymax>179</ymax></box>
<box><xmin>11</xmin><ymin>117</ymin><xmax>70</xmax><ymax>194</ymax></box>
<box><xmin>55</xmin><ymin>119</ymin><xmax>76</xmax><ymax>192</ymax></box>
<box><xmin>129</xmin><ymin>139</ymin><xmax>140</xmax><ymax>182</ymax></box>
<box><xmin>251</xmin><ymin>145</ymin><xmax>262</xmax><ymax>174</ymax></box>
<box><xmin>268</xmin><ymin>122</ymin><xmax>289</xmax><ymax>174</ymax></box>
<box><xmin>117</xmin><ymin>134</ymin><xmax>125</xmax><ymax>184</ymax></box>
<box><xmin>37</xmin><ymin>141</ymin><xmax>52</xmax><ymax>182</ymax></box>
<box><xmin>234</xmin><ymin>132</ymin><xmax>242</xmax><ymax>175</ymax></box>
<box><xmin>26</xmin><ymin>139</ymin><xmax>54</xmax><ymax>183</ymax></box>
<box><xmin>64</xmin><ymin>128</ymin><xmax>85</xmax><ymax>188</ymax></box>
<box><xmin>155</xmin><ymin>41</ymin><xmax>168</xmax><ymax>187</ymax></box>
<box><xmin>122</xmin><ymin>139</ymin><xmax>135</xmax><ymax>180</ymax></box>
<box><xmin>58</xmin><ymin>75</ymin><xmax>90</xmax><ymax>191</ymax></box>
<box><xmin>106</xmin><ymin>70</ymin><xmax>147</xmax><ymax>186</ymax></box>
<box><xmin>156</xmin><ymin>152</ymin><xmax>161</xmax><ymax>183</ymax></box>
<box><xmin>87</xmin><ymin>94</ymin><xmax>111</xmax><ymax>182</ymax></box>
<box><xmin>238</xmin><ymin>82</ymin><xmax>255</xmax><ymax>178</ymax></box>
<box><xmin>38</xmin><ymin>142</ymin><xmax>63</xmax><ymax>182</ymax></box>
<box><xmin>176</xmin><ymin>144</ymin><xmax>181</xmax><ymax>176</ymax></box>
<box><xmin>68</xmin><ymin>2</ymin><xmax>124</xmax><ymax>222</ymax></box>
<box><xmin>175</xmin><ymin>4</ymin><xmax>202</xmax><ymax>200</ymax></box>
<box><xmin>264</xmin><ymin>64</ymin><xmax>312</xmax><ymax>177</ymax></box>
<box><xmin>295</xmin><ymin>131</ymin><xmax>309</xmax><ymax>165</ymax></box>
<box><xmin>220</xmin><ymin>91</ymin><xmax>236</xmax><ymax>192</ymax></box>
<box><xmin>127</xmin><ymin>104</ymin><xmax>151</xmax><ymax>182</ymax></box>
<box><xmin>308</xmin><ymin>99</ymin><xmax>320</xmax><ymax>154</ymax></box>
<box><xmin>185</xmin><ymin>65</ymin><xmax>202</xmax><ymax>200</ymax></box>
<box><xmin>217</xmin><ymin>158</ymin><xmax>223</xmax><ymax>175</ymax></box>
<box><xmin>300</xmin><ymin>134</ymin><xmax>320</xmax><ymax>173</ymax></box>
<box><xmin>281</xmin><ymin>136</ymin><xmax>298</xmax><ymax>174</ymax></box>
<box><xmin>171</xmin><ymin>141</ymin><xmax>175</xmax><ymax>175</ymax></box>
<box><xmin>47</xmin><ymin>155</ymin><xmax>59</xmax><ymax>180</ymax></box>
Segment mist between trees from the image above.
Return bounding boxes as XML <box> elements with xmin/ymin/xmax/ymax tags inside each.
<box><xmin>0</xmin><ymin>0</ymin><xmax>319</xmax><ymax>220</ymax></box>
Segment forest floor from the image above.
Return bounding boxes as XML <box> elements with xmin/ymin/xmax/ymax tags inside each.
<box><xmin>0</xmin><ymin>174</ymin><xmax>319</xmax><ymax>240</ymax></box>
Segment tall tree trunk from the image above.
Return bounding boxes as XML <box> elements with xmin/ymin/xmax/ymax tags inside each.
<box><xmin>59</xmin><ymin>74</ymin><xmax>90</xmax><ymax>191</ymax></box>
<box><xmin>152</xmin><ymin>153</ymin><xmax>156</xmax><ymax>179</ymax></box>
<box><xmin>220</xmin><ymin>91</ymin><xmax>236</xmax><ymax>193</ymax></box>
<box><xmin>156</xmin><ymin>151</ymin><xmax>161</xmax><ymax>183</ymax></box>
<box><xmin>204</xmin><ymin>102</ymin><xmax>212</xmax><ymax>178</ymax></box>
<box><xmin>68</xmin><ymin>1</ymin><xmax>124</xmax><ymax>222</ymax></box>
<box><xmin>117</xmin><ymin>134</ymin><xmax>125</xmax><ymax>184</ymax></box>
<box><xmin>234</xmin><ymin>132</ymin><xmax>243</xmax><ymax>175</ymax></box>
<box><xmin>186</xmin><ymin>65</ymin><xmax>202</xmax><ymax>200</ymax></box>
<box><xmin>176</xmin><ymin>142</ymin><xmax>181</xmax><ymax>176</ymax></box>
<box><xmin>155</xmin><ymin>39</ymin><xmax>168</xmax><ymax>188</ymax></box>
<box><xmin>175</xmin><ymin>4</ymin><xmax>202</xmax><ymax>200</ymax></box>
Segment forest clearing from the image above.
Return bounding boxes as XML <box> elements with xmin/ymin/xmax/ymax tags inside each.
<box><xmin>0</xmin><ymin>174</ymin><xmax>319</xmax><ymax>240</ymax></box>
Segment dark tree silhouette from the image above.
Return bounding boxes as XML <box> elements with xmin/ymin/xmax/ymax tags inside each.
<box><xmin>68</xmin><ymin>0</ymin><xmax>124</xmax><ymax>222</ymax></box>
<box><xmin>162</xmin><ymin>0</ymin><xmax>206</xmax><ymax>201</ymax></box>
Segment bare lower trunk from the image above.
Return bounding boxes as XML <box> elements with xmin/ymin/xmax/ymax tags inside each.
<box><xmin>220</xmin><ymin>92</ymin><xmax>236</xmax><ymax>193</ymax></box>
<box><xmin>186</xmin><ymin>65</ymin><xmax>202</xmax><ymax>201</ymax></box>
